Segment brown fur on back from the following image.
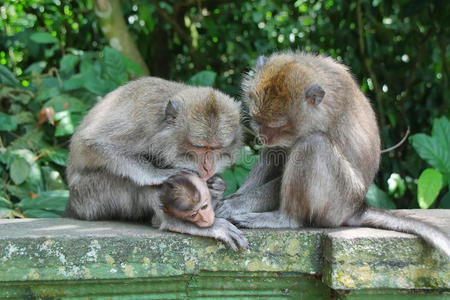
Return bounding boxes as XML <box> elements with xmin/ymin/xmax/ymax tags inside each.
<box><xmin>243</xmin><ymin>51</ymin><xmax>380</xmax><ymax>226</ymax></box>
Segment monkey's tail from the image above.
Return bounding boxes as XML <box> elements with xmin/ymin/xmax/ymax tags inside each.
<box><xmin>347</xmin><ymin>206</ymin><xmax>450</xmax><ymax>259</ymax></box>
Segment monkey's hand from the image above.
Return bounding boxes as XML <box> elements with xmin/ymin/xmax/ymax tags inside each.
<box><xmin>214</xmin><ymin>194</ymin><xmax>244</xmax><ymax>219</ymax></box>
<box><xmin>208</xmin><ymin>218</ymin><xmax>249</xmax><ymax>251</ymax></box>
<box><xmin>207</xmin><ymin>175</ymin><xmax>227</xmax><ymax>199</ymax></box>
<box><xmin>165</xmin><ymin>218</ymin><xmax>248</xmax><ymax>252</ymax></box>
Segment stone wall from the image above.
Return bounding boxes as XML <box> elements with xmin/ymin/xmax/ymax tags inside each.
<box><xmin>0</xmin><ymin>209</ymin><xmax>449</xmax><ymax>299</ymax></box>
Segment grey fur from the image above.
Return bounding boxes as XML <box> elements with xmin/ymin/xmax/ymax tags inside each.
<box><xmin>66</xmin><ymin>77</ymin><xmax>247</xmax><ymax>251</ymax></box>
<box><xmin>216</xmin><ymin>51</ymin><xmax>450</xmax><ymax>258</ymax></box>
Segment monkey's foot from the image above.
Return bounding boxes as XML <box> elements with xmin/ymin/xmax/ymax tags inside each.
<box><xmin>214</xmin><ymin>194</ymin><xmax>243</xmax><ymax>219</ymax></box>
<box><xmin>230</xmin><ymin>211</ymin><xmax>302</xmax><ymax>229</ymax></box>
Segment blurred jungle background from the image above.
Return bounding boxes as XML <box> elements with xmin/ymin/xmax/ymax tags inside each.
<box><xmin>0</xmin><ymin>0</ymin><xmax>449</xmax><ymax>218</ymax></box>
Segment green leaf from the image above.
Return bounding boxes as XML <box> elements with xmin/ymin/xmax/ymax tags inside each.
<box><xmin>233</xmin><ymin>166</ymin><xmax>250</xmax><ymax>186</ymax></box>
<box><xmin>6</xmin><ymin>184</ymin><xmax>30</xmax><ymax>199</ymax></box>
<box><xmin>83</xmin><ymin>76</ymin><xmax>117</xmax><ymax>96</ymax></box>
<box><xmin>431</xmin><ymin>117</ymin><xmax>450</xmax><ymax>157</ymax></box>
<box><xmin>27</xmin><ymin>163</ymin><xmax>44</xmax><ymax>192</ymax></box>
<box><xmin>9</xmin><ymin>130</ymin><xmax>46</xmax><ymax>151</ymax></box>
<box><xmin>0</xmin><ymin>112</ymin><xmax>18</xmax><ymax>131</ymax></box>
<box><xmin>0</xmin><ymin>196</ymin><xmax>13</xmax><ymax>208</ymax></box>
<box><xmin>54</xmin><ymin>111</ymin><xmax>75</xmax><ymax>137</ymax></box>
<box><xmin>22</xmin><ymin>208</ymin><xmax>62</xmax><ymax>218</ymax></box>
<box><xmin>18</xmin><ymin>190</ymin><xmax>69</xmax><ymax>212</ymax></box>
<box><xmin>62</xmin><ymin>74</ymin><xmax>84</xmax><ymax>91</ymax></box>
<box><xmin>81</xmin><ymin>63</ymin><xmax>117</xmax><ymax>95</ymax></box>
<box><xmin>42</xmin><ymin>166</ymin><xmax>67</xmax><ymax>190</ymax></box>
<box><xmin>6</xmin><ymin>149</ymin><xmax>37</xmax><ymax>166</ymax></box>
<box><xmin>236</xmin><ymin>146</ymin><xmax>259</xmax><ymax>170</ymax></box>
<box><xmin>120</xmin><ymin>53</ymin><xmax>145</xmax><ymax>77</ymax></box>
<box><xmin>439</xmin><ymin>191</ymin><xmax>450</xmax><ymax>209</ymax></box>
<box><xmin>59</xmin><ymin>54</ymin><xmax>80</xmax><ymax>77</ymax></box>
<box><xmin>41</xmin><ymin>147</ymin><xmax>68</xmax><ymax>166</ymax></box>
<box><xmin>13</xmin><ymin>112</ymin><xmax>35</xmax><ymax>125</ymax></box>
<box><xmin>417</xmin><ymin>168</ymin><xmax>443</xmax><ymax>209</ymax></box>
<box><xmin>24</xmin><ymin>61</ymin><xmax>47</xmax><ymax>75</ymax></box>
<box><xmin>410</xmin><ymin>117</ymin><xmax>450</xmax><ymax>174</ymax></box>
<box><xmin>44</xmin><ymin>95</ymin><xmax>88</xmax><ymax>113</ymax></box>
<box><xmin>188</xmin><ymin>71</ymin><xmax>217</xmax><ymax>87</ymax></box>
<box><xmin>36</xmin><ymin>87</ymin><xmax>60</xmax><ymax>103</ymax></box>
<box><xmin>365</xmin><ymin>184</ymin><xmax>396</xmax><ymax>209</ymax></box>
<box><xmin>10</xmin><ymin>157</ymin><xmax>30</xmax><ymax>185</ymax></box>
<box><xmin>103</xmin><ymin>47</ymin><xmax>128</xmax><ymax>84</ymax></box>
<box><xmin>0</xmin><ymin>65</ymin><xmax>20</xmax><ymax>87</ymax></box>
<box><xmin>30</xmin><ymin>32</ymin><xmax>58</xmax><ymax>44</ymax></box>
<box><xmin>14</xmin><ymin>93</ymin><xmax>32</xmax><ymax>105</ymax></box>
<box><xmin>220</xmin><ymin>168</ymin><xmax>238</xmax><ymax>197</ymax></box>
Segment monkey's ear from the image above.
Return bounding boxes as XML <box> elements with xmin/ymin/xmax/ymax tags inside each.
<box><xmin>165</xmin><ymin>100</ymin><xmax>179</xmax><ymax>124</ymax></box>
<box><xmin>256</xmin><ymin>55</ymin><xmax>267</xmax><ymax>70</ymax></box>
<box><xmin>304</xmin><ymin>84</ymin><xmax>325</xmax><ymax>105</ymax></box>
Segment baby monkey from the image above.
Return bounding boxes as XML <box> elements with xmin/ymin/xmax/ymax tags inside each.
<box><xmin>160</xmin><ymin>172</ymin><xmax>216</xmax><ymax>228</ymax></box>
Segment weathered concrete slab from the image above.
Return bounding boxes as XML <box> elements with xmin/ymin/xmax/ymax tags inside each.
<box><xmin>0</xmin><ymin>218</ymin><xmax>324</xmax><ymax>282</ymax></box>
<box><xmin>0</xmin><ymin>209</ymin><xmax>449</xmax><ymax>299</ymax></box>
<box><xmin>323</xmin><ymin>209</ymin><xmax>450</xmax><ymax>290</ymax></box>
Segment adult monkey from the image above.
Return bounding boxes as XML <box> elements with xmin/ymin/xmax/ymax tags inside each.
<box><xmin>65</xmin><ymin>77</ymin><xmax>248</xmax><ymax>251</ymax></box>
<box><xmin>216</xmin><ymin>52</ymin><xmax>450</xmax><ymax>257</ymax></box>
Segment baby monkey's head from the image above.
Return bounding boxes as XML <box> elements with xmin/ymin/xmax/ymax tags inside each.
<box><xmin>160</xmin><ymin>172</ymin><xmax>214</xmax><ymax>227</ymax></box>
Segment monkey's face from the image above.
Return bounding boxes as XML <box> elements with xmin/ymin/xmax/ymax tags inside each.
<box><xmin>251</xmin><ymin>115</ymin><xmax>296</xmax><ymax>148</ymax></box>
<box><xmin>164</xmin><ymin>89</ymin><xmax>242</xmax><ymax>180</ymax></box>
<box><xmin>161</xmin><ymin>173</ymin><xmax>215</xmax><ymax>227</ymax></box>
<box><xmin>244</xmin><ymin>55</ymin><xmax>326</xmax><ymax>148</ymax></box>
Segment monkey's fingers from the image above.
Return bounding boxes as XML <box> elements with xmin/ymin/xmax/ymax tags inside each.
<box><xmin>229</xmin><ymin>230</ymin><xmax>249</xmax><ymax>250</ymax></box>
<box><xmin>218</xmin><ymin>234</ymin><xmax>239</xmax><ymax>252</ymax></box>
<box><xmin>215</xmin><ymin>218</ymin><xmax>249</xmax><ymax>250</ymax></box>
<box><xmin>207</xmin><ymin>175</ymin><xmax>227</xmax><ymax>193</ymax></box>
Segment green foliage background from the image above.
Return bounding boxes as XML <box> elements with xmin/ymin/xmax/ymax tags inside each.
<box><xmin>0</xmin><ymin>0</ymin><xmax>449</xmax><ymax>217</ymax></box>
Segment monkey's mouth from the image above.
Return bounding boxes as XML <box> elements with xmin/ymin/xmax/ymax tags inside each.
<box><xmin>196</xmin><ymin>220</ymin><xmax>214</xmax><ymax>228</ymax></box>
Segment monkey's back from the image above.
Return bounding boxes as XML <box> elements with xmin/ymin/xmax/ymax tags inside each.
<box><xmin>292</xmin><ymin>52</ymin><xmax>381</xmax><ymax>186</ymax></box>
<box><xmin>250</xmin><ymin>52</ymin><xmax>381</xmax><ymax>226</ymax></box>
<box><xmin>66</xmin><ymin>77</ymin><xmax>188</xmax><ymax>220</ymax></box>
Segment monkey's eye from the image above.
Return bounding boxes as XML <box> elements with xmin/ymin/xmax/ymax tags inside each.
<box><xmin>190</xmin><ymin>211</ymin><xmax>198</xmax><ymax>218</ymax></box>
<box><xmin>191</xmin><ymin>143</ymin><xmax>205</xmax><ymax>148</ymax></box>
<box><xmin>201</xmin><ymin>204</ymin><xmax>208</xmax><ymax>210</ymax></box>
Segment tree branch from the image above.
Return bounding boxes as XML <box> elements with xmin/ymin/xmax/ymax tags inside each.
<box><xmin>94</xmin><ymin>0</ymin><xmax>149</xmax><ymax>75</ymax></box>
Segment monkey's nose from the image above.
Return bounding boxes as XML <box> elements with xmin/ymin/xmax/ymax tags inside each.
<box><xmin>200</xmin><ymin>165</ymin><xmax>214</xmax><ymax>180</ymax></box>
<box><xmin>197</xmin><ymin>218</ymin><xmax>214</xmax><ymax>227</ymax></box>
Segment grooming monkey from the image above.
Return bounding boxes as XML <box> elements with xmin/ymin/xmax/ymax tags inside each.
<box><xmin>65</xmin><ymin>77</ymin><xmax>248</xmax><ymax>251</ymax></box>
<box><xmin>216</xmin><ymin>52</ymin><xmax>450</xmax><ymax>257</ymax></box>
<box><xmin>159</xmin><ymin>172</ymin><xmax>226</xmax><ymax>228</ymax></box>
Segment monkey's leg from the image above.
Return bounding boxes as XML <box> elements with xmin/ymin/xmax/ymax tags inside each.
<box><xmin>280</xmin><ymin>133</ymin><xmax>366</xmax><ymax>227</ymax></box>
<box><xmin>215</xmin><ymin>177</ymin><xmax>281</xmax><ymax>219</ymax></box>
<box><xmin>66</xmin><ymin>169</ymin><xmax>146</xmax><ymax>221</ymax></box>
<box><xmin>230</xmin><ymin>211</ymin><xmax>301</xmax><ymax>229</ymax></box>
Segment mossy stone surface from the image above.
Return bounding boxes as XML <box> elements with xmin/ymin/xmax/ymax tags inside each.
<box><xmin>0</xmin><ymin>209</ymin><xmax>449</xmax><ymax>299</ymax></box>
